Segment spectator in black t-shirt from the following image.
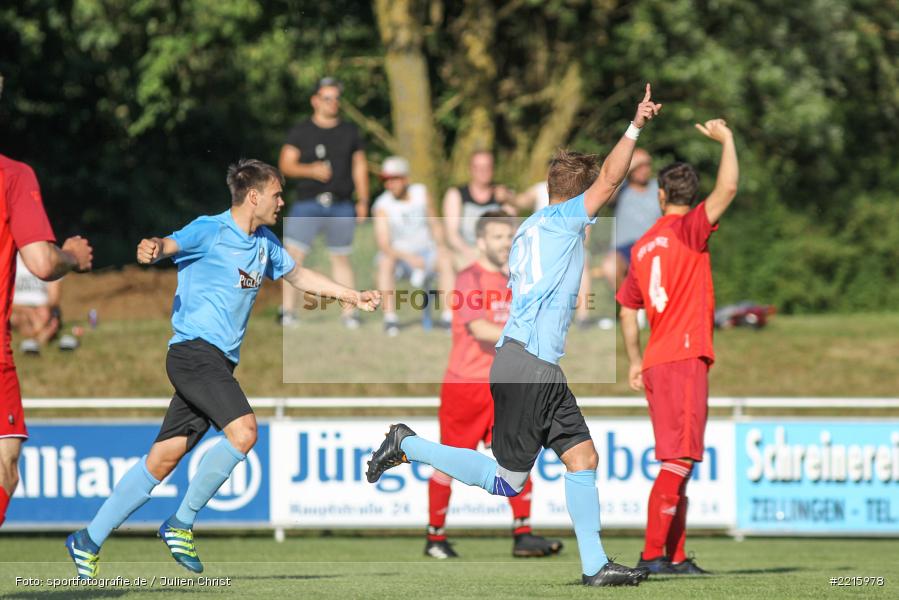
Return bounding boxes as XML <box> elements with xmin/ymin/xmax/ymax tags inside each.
<box><xmin>442</xmin><ymin>150</ymin><xmax>516</xmax><ymax>271</ymax></box>
<box><xmin>278</xmin><ymin>77</ymin><xmax>370</xmax><ymax>328</ymax></box>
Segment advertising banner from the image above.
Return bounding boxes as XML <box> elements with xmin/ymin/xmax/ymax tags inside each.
<box><xmin>269</xmin><ymin>418</ymin><xmax>735</xmax><ymax>528</ymax></box>
<box><xmin>7</xmin><ymin>424</ymin><xmax>269</xmax><ymax>526</ymax></box>
<box><xmin>736</xmin><ymin>421</ymin><xmax>899</xmax><ymax>534</ymax></box>
<box><xmin>10</xmin><ymin>413</ymin><xmax>899</xmax><ymax>535</ymax></box>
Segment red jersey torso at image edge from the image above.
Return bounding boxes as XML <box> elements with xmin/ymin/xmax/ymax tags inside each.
<box><xmin>0</xmin><ymin>155</ymin><xmax>57</xmax><ymax>367</ymax></box>
<box><xmin>444</xmin><ymin>262</ymin><xmax>511</xmax><ymax>383</ymax></box>
<box><xmin>616</xmin><ymin>201</ymin><xmax>718</xmax><ymax>372</ymax></box>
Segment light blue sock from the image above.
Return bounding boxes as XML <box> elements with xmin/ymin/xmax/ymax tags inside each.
<box><xmin>87</xmin><ymin>456</ymin><xmax>159</xmax><ymax>547</ymax></box>
<box><xmin>401</xmin><ymin>436</ymin><xmax>496</xmax><ymax>492</ymax></box>
<box><xmin>174</xmin><ymin>438</ymin><xmax>245</xmax><ymax>527</ymax></box>
<box><xmin>565</xmin><ymin>470</ymin><xmax>609</xmax><ymax>576</ymax></box>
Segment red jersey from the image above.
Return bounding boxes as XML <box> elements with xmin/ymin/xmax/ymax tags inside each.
<box><xmin>0</xmin><ymin>155</ymin><xmax>56</xmax><ymax>365</ymax></box>
<box><xmin>444</xmin><ymin>262</ymin><xmax>511</xmax><ymax>382</ymax></box>
<box><xmin>616</xmin><ymin>201</ymin><xmax>717</xmax><ymax>371</ymax></box>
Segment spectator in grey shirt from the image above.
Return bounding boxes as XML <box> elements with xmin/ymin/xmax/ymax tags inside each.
<box><xmin>600</xmin><ymin>149</ymin><xmax>661</xmax><ymax>289</ymax></box>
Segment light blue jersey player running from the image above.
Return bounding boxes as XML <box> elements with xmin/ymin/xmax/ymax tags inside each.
<box><xmin>367</xmin><ymin>85</ymin><xmax>662</xmax><ymax>587</ymax></box>
<box><xmin>66</xmin><ymin>159</ymin><xmax>380</xmax><ymax>579</ymax></box>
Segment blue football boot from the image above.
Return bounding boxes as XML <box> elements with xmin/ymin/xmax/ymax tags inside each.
<box><xmin>65</xmin><ymin>529</ymin><xmax>100</xmax><ymax>580</ymax></box>
<box><xmin>158</xmin><ymin>517</ymin><xmax>204</xmax><ymax>573</ymax></box>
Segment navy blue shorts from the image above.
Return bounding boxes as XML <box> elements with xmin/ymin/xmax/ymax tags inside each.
<box><xmin>489</xmin><ymin>339</ymin><xmax>592</xmax><ymax>472</ymax></box>
<box><xmin>156</xmin><ymin>339</ymin><xmax>252</xmax><ymax>451</ymax></box>
<box><xmin>283</xmin><ymin>199</ymin><xmax>355</xmax><ymax>255</ymax></box>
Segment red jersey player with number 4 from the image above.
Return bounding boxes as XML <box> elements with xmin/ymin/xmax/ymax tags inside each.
<box><xmin>616</xmin><ymin>119</ymin><xmax>738</xmax><ymax>575</ymax></box>
<box><xmin>426</xmin><ymin>211</ymin><xmax>562</xmax><ymax>559</ymax></box>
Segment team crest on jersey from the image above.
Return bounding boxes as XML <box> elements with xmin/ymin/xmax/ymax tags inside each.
<box><xmin>237</xmin><ymin>268</ymin><xmax>262</xmax><ymax>290</ymax></box>
<box><xmin>258</xmin><ymin>246</ymin><xmax>267</xmax><ymax>265</ymax></box>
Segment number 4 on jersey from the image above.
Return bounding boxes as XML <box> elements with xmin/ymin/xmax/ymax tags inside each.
<box><xmin>649</xmin><ymin>255</ymin><xmax>668</xmax><ymax>313</ymax></box>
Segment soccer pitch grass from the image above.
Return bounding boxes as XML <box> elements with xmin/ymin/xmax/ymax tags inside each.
<box><xmin>0</xmin><ymin>535</ymin><xmax>893</xmax><ymax>599</ymax></box>
<box><xmin>12</xmin><ymin>311</ymin><xmax>899</xmax><ymax>399</ymax></box>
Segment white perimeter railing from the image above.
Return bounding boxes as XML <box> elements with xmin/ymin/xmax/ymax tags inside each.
<box><xmin>23</xmin><ymin>396</ymin><xmax>899</xmax><ymax>418</ymax></box>
<box><xmin>17</xmin><ymin>397</ymin><xmax>899</xmax><ymax>540</ymax></box>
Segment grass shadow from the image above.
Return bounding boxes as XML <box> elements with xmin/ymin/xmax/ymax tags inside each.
<box><xmin>719</xmin><ymin>566</ymin><xmax>803</xmax><ymax>575</ymax></box>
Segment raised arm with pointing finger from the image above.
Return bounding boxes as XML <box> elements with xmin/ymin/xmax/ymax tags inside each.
<box><xmin>584</xmin><ymin>83</ymin><xmax>662</xmax><ymax>215</ymax></box>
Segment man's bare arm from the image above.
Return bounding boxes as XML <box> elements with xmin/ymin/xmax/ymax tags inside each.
<box><xmin>283</xmin><ymin>266</ymin><xmax>381</xmax><ymax>312</ymax></box>
<box><xmin>352</xmin><ymin>150</ymin><xmax>370</xmax><ymax>220</ymax></box>
<box><xmin>373</xmin><ymin>209</ymin><xmax>394</xmax><ymax>256</ymax></box>
<box><xmin>19</xmin><ymin>237</ymin><xmax>93</xmax><ymax>281</ymax></box>
<box><xmin>695</xmin><ymin>119</ymin><xmax>738</xmax><ymax>225</ymax></box>
<box><xmin>442</xmin><ymin>188</ymin><xmax>476</xmax><ymax>260</ymax></box>
<box><xmin>374</xmin><ymin>210</ymin><xmax>426</xmax><ymax>266</ymax></box>
<box><xmin>426</xmin><ymin>191</ymin><xmax>447</xmax><ymax>247</ymax></box>
<box><xmin>278</xmin><ymin>144</ymin><xmax>332</xmax><ymax>182</ymax></box>
<box><xmin>619</xmin><ymin>306</ymin><xmax>644</xmax><ymax>391</ymax></box>
<box><xmin>468</xmin><ymin>318</ymin><xmax>505</xmax><ymax>344</ymax></box>
<box><xmin>512</xmin><ymin>185</ymin><xmax>537</xmax><ymax>211</ymax></box>
<box><xmin>584</xmin><ymin>84</ymin><xmax>662</xmax><ymax>216</ymax></box>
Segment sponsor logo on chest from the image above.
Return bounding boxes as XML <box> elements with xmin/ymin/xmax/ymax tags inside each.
<box><xmin>237</xmin><ymin>268</ymin><xmax>263</xmax><ymax>290</ymax></box>
<box><xmin>233</xmin><ymin>243</ymin><xmax>267</xmax><ymax>290</ymax></box>
<box><xmin>637</xmin><ymin>236</ymin><xmax>669</xmax><ymax>262</ymax></box>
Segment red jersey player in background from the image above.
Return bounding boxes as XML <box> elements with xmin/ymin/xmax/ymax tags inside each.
<box><xmin>0</xmin><ymin>147</ymin><xmax>94</xmax><ymax>526</ymax></box>
<box><xmin>426</xmin><ymin>211</ymin><xmax>562</xmax><ymax>559</ymax></box>
<box><xmin>616</xmin><ymin>118</ymin><xmax>738</xmax><ymax>575</ymax></box>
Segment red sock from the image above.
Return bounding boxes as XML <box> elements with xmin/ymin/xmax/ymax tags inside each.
<box><xmin>427</xmin><ymin>472</ymin><xmax>452</xmax><ymax>541</ymax></box>
<box><xmin>643</xmin><ymin>459</ymin><xmax>693</xmax><ymax>559</ymax></box>
<box><xmin>0</xmin><ymin>486</ymin><xmax>9</xmax><ymax>527</ymax></box>
<box><xmin>508</xmin><ymin>477</ymin><xmax>533</xmax><ymax>536</ymax></box>
<box><xmin>667</xmin><ymin>495</ymin><xmax>689</xmax><ymax>563</ymax></box>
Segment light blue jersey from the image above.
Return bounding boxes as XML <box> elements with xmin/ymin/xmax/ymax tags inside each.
<box><xmin>168</xmin><ymin>210</ymin><xmax>296</xmax><ymax>363</ymax></box>
<box><xmin>499</xmin><ymin>194</ymin><xmax>595</xmax><ymax>363</ymax></box>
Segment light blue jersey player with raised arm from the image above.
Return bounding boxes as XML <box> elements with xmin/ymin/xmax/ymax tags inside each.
<box><xmin>66</xmin><ymin>159</ymin><xmax>380</xmax><ymax>579</ymax></box>
<box><xmin>367</xmin><ymin>86</ymin><xmax>662</xmax><ymax>587</ymax></box>
<box><xmin>502</xmin><ymin>187</ymin><xmax>595</xmax><ymax>363</ymax></box>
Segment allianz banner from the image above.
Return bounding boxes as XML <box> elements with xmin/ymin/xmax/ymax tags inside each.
<box><xmin>736</xmin><ymin>421</ymin><xmax>899</xmax><ymax>534</ymax></box>
<box><xmin>7</xmin><ymin>424</ymin><xmax>270</xmax><ymax>526</ymax></box>
<box><xmin>269</xmin><ymin>418</ymin><xmax>736</xmax><ymax>528</ymax></box>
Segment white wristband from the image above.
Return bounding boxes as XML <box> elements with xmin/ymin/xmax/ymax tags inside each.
<box><xmin>625</xmin><ymin>121</ymin><xmax>642</xmax><ymax>141</ymax></box>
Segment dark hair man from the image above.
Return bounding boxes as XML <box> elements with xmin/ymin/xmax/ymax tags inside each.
<box><xmin>617</xmin><ymin>119</ymin><xmax>738</xmax><ymax>576</ymax></box>
<box><xmin>278</xmin><ymin>77</ymin><xmax>370</xmax><ymax>328</ymax></box>
<box><xmin>66</xmin><ymin>159</ymin><xmax>380</xmax><ymax>580</ymax></box>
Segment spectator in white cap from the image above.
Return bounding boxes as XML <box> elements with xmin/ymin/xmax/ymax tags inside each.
<box><xmin>373</xmin><ymin>156</ymin><xmax>455</xmax><ymax>336</ymax></box>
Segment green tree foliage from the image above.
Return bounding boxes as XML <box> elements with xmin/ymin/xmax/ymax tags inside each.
<box><xmin>1</xmin><ymin>0</ymin><xmax>385</xmax><ymax>261</ymax></box>
<box><xmin>1</xmin><ymin>0</ymin><xmax>897</xmax><ymax>312</ymax></box>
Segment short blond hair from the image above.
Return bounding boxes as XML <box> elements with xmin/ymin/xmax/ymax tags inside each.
<box><xmin>547</xmin><ymin>149</ymin><xmax>600</xmax><ymax>201</ymax></box>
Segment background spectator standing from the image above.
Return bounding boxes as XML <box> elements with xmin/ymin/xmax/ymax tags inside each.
<box><xmin>278</xmin><ymin>77</ymin><xmax>370</xmax><ymax>329</ymax></box>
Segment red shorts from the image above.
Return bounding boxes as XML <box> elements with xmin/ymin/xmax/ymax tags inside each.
<box><xmin>643</xmin><ymin>357</ymin><xmax>709</xmax><ymax>461</ymax></box>
<box><xmin>439</xmin><ymin>381</ymin><xmax>494</xmax><ymax>449</ymax></box>
<box><xmin>0</xmin><ymin>364</ymin><xmax>27</xmax><ymax>439</ymax></box>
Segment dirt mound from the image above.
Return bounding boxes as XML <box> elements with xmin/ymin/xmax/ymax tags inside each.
<box><xmin>59</xmin><ymin>265</ymin><xmax>283</xmax><ymax>322</ymax></box>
